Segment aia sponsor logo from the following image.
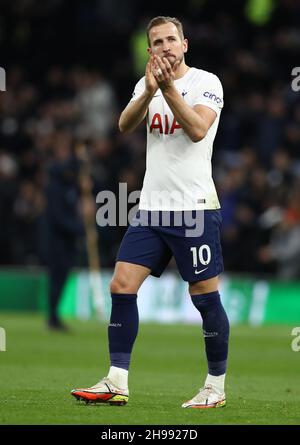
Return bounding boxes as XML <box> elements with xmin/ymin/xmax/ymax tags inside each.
<box><xmin>149</xmin><ymin>113</ymin><xmax>182</xmax><ymax>134</ymax></box>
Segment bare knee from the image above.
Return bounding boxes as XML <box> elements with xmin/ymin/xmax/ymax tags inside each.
<box><xmin>110</xmin><ymin>268</ymin><xmax>143</xmax><ymax>293</ymax></box>
<box><xmin>189</xmin><ymin>276</ymin><xmax>219</xmax><ymax>295</ymax></box>
<box><xmin>110</xmin><ymin>262</ymin><xmax>150</xmax><ymax>294</ymax></box>
<box><xmin>110</xmin><ymin>276</ymin><xmax>138</xmax><ymax>294</ymax></box>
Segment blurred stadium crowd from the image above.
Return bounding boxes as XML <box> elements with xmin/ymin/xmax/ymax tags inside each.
<box><xmin>1</xmin><ymin>0</ymin><xmax>300</xmax><ymax>278</ymax></box>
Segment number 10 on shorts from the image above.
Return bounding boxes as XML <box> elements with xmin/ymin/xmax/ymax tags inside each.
<box><xmin>190</xmin><ymin>245</ymin><xmax>211</xmax><ymax>267</ymax></box>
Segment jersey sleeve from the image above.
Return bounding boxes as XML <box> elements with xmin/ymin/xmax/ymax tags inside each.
<box><xmin>130</xmin><ymin>76</ymin><xmax>146</xmax><ymax>102</ymax></box>
<box><xmin>193</xmin><ymin>73</ymin><xmax>224</xmax><ymax>115</ymax></box>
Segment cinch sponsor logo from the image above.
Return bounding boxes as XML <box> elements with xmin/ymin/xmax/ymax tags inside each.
<box><xmin>203</xmin><ymin>91</ymin><xmax>222</xmax><ymax>104</ymax></box>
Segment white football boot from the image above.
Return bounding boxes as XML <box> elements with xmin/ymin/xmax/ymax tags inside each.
<box><xmin>182</xmin><ymin>384</ymin><xmax>226</xmax><ymax>409</ymax></box>
<box><xmin>71</xmin><ymin>377</ymin><xmax>129</xmax><ymax>405</ymax></box>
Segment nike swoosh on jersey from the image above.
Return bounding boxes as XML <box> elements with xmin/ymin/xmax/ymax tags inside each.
<box><xmin>194</xmin><ymin>267</ymin><xmax>209</xmax><ymax>274</ymax></box>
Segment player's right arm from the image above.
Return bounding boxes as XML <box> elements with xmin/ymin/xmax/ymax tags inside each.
<box><xmin>119</xmin><ymin>59</ymin><xmax>158</xmax><ymax>133</ymax></box>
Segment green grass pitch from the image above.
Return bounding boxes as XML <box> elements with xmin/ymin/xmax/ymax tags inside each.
<box><xmin>0</xmin><ymin>312</ymin><xmax>299</xmax><ymax>425</ymax></box>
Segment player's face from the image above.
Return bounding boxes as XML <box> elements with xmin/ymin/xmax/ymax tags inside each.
<box><xmin>148</xmin><ymin>22</ymin><xmax>188</xmax><ymax>67</ymax></box>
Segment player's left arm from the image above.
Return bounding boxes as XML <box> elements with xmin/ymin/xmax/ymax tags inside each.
<box><xmin>163</xmin><ymin>88</ymin><xmax>216</xmax><ymax>142</ymax></box>
<box><xmin>153</xmin><ymin>55</ymin><xmax>217</xmax><ymax>142</ymax></box>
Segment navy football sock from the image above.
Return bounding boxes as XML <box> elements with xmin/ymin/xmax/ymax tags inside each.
<box><xmin>191</xmin><ymin>291</ymin><xmax>229</xmax><ymax>376</ymax></box>
<box><xmin>108</xmin><ymin>293</ymin><xmax>139</xmax><ymax>371</ymax></box>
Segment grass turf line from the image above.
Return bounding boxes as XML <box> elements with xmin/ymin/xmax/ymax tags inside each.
<box><xmin>0</xmin><ymin>312</ymin><xmax>299</xmax><ymax>425</ymax></box>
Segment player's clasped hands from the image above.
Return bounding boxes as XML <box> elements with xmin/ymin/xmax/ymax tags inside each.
<box><xmin>151</xmin><ymin>54</ymin><xmax>179</xmax><ymax>91</ymax></box>
<box><xmin>145</xmin><ymin>55</ymin><xmax>179</xmax><ymax>95</ymax></box>
<box><xmin>145</xmin><ymin>57</ymin><xmax>159</xmax><ymax>96</ymax></box>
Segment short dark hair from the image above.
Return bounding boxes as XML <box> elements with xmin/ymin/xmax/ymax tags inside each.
<box><xmin>146</xmin><ymin>16</ymin><xmax>184</xmax><ymax>46</ymax></box>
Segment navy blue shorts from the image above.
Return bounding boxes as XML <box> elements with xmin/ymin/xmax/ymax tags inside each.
<box><xmin>116</xmin><ymin>210</ymin><xmax>224</xmax><ymax>283</ymax></box>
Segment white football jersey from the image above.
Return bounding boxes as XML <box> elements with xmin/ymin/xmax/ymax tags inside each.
<box><xmin>130</xmin><ymin>67</ymin><xmax>223</xmax><ymax>210</ymax></box>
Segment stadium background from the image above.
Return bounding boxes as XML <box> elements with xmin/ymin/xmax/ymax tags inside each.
<box><xmin>1</xmin><ymin>0</ymin><xmax>300</xmax><ymax>425</ymax></box>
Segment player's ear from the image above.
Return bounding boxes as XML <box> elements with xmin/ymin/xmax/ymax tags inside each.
<box><xmin>183</xmin><ymin>39</ymin><xmax>188</xmax><ymax>54</ymax></box>
<box><xmin>147</xmin><ymin>47</ymin><xmax>152</xmax><ymax>55</ymax></box>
